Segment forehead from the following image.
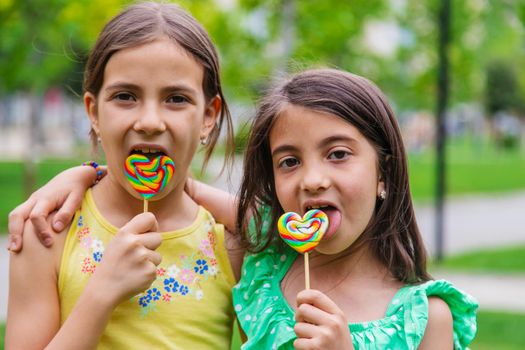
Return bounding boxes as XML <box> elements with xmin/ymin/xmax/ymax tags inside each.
<box><xmin>269</xmin><ymin>104</ymin><xmax>369</xmax><ymax>148</ymax></box>
<box><xmin>103</xmin><ymin>36</ymin><xmax>204</xmax><ymax>90</ymax></box>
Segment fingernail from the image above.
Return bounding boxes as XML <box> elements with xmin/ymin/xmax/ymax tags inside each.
<box><xmin>43</xmin><ymin>236</ymin><xmax>53</xmax><ymax>247</ymax></box>
<box><xmin>54</xmin><ymin>221</ymin><xmax>64</xmax><ymax>232</ymax></box>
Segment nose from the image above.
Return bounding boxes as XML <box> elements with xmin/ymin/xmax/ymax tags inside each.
<box><xmin>133</xmin><ymin>102</ymin><xmax>166</xmax><ymax>135</ymax></box>
<box><xmin>300</xmin><ymin>163</ymin><xmax>331</xmax><ymax>193</ymax></box>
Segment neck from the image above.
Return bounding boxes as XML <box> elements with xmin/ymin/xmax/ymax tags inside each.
<box><xmin>91</xmin><ymin>171</ymin><xmax>198</xmax><ymax>232</ymax></box>
<box><xmin>307</xmin><ymin>245</ymin><xmax>394</xmax><ymax>290</ymax></box>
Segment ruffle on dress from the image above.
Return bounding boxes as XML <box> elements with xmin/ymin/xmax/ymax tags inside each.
<box><xmin>233</xmin><ymin>241</ymin><xmax>478</xmax><ymax>349</ymax></box>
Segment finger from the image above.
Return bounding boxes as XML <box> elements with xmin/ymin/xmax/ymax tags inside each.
<box><xmin>137</xmin><ymin>232</ymin><xmax>162</xmax><ymax>251</ymax></box>
<box><xmin>297</xmin><ymin>289</ymin><xmax>342</xmax><ymax>315</ymax></box>
<box><xmin>121</xmin><ymin>212</ymin><xmax>159</xmax><ymax>235</ymax></box>
<box><xmin>52</xmin><ymin>192</ymin><xmax>83</xmax><ymax>232</ymax></box>
<box><xmin>7</xmin><ymin>197</ymin><xmax>39</xmax><ymax>251</ymax></box>
<box><xmin>294</xmin><ymin>321</ymin><xmax>318</xmax><ymax>339</ymax></box>
<box><xmin>293</xmin><ymin>337</ymin><xmax>314</xmax><ymax>350</ymax></box>
<box><xmin>145</xmin><ymin>250</ymin><xmax>162</xmax><ymax>266</ymax></box>
<box><xmin>29</xmin><ymin>199</ymin><xmax>57</xmax><ymax>247</ymax></box>
<box><xmin>295</xmin><ymin>301</ymin><xmax>328</xmax><ymax>325</ymax></box>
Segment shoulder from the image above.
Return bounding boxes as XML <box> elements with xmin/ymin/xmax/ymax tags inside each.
<box><xmin>11</xmin><ymin>213</ymin><xmax>68</xmax><ymax>270</ymax></box>
<box><xmin>399</xmin><ymin>279</ymin><xmax>478</xmax><ymax>349</ymax></box>
<box><xmin>418</xmin><ymin>297</ymin><xmax>454</xmax><ymax>349</ymax></box>
<box><xmin>6</xmin><ymin>214</ymin><xmax>71</xmax><ymax>348</ymax></box>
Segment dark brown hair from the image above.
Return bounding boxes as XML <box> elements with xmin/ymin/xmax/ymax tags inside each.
<box><xmin>84</xmin><ymin>1</ymin><xmax>233</xmax><ymax>170</ymax></box>
<box><xmin>237</xmin><ymin>68</ymin><xmax>430</xmax><ymax>283</ymax></box>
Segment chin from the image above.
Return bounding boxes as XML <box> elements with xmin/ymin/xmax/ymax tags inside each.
<box><xmin>315</xmin><ymin>235</ymin><xmax>359</xmax><ymax>255</ymax></box>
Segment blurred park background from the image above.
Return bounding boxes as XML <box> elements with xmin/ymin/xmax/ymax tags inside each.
<box><xmin>1</xmin><ymin>0</ymin><xmax>525</xmax><ymax>348</ymax></box>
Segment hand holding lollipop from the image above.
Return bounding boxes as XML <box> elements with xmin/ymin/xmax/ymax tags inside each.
<box><xmin>125</xmin><ymin>154</ymin><xmax>175</xmax><ymax>212</ymax></box>
<box><xmin>278</xmin><ymin>209</ymin><xmax>328</xmax><ymax>289</ymax></box>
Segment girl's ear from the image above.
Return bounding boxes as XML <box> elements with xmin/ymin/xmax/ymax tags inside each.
<box><xmin>377</xmin><ymin>180</ymin><xmax>386</xmax><ymax>198</ymax></box>
<box><xmin>84</xmin><ymin>92</ymin><xmax>100</xmax><ymax>136</ymax></box>
<box><xmin>201</xmin><ymin>95</ymin><xmax>221</xmax><ymax>140</ymax></box>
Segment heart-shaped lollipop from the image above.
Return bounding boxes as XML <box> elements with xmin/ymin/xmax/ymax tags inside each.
<box><xmin>125</xmin><ymin>154</ymin><xmax>175</xmax><ymax>200</ymax></box>
<box><xmin>278</xmin><ymin>209</ymin><xmax>329</xmax><ymax>254</ymax></box>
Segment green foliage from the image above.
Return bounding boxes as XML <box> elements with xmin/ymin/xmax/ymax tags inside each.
<box><xmin>485</xmin><ymin>61</ymin><xmax>522</xmax><ymax>116</ymax></box>
<box><xmin>0</xmin><ymin>0</ymin><xmax>127</xmax><ymax>94</ymax></box>
<box><xmin>431</xmin><ymin>245</ymin><xmax>525</xmax><ymax>273</ymax></box>
<box><xmin>1</xmin><ymin>0</ymin><xmax>523</xmax><ymax>111</ymax></box>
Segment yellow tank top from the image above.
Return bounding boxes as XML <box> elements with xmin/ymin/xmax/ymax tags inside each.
<box><xmin>58</xmin><ymin>189</ymin><xmax>236</xmax><ymax>349</ymax></box>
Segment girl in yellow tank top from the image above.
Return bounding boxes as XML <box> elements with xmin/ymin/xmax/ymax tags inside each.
<box><xmin>6</xmin><ymin>3</ymin><xmax>243</xmax><ymax>349</ymax></box>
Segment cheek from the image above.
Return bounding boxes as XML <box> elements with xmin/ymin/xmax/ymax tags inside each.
<box><xmin>274</xmin><ymin>175</ymin><xmax>292</xmax><ymax>211</ymax></box>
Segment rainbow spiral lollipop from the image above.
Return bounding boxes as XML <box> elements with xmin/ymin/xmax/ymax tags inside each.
<box><xmin>278</xmin><ymin>209</ymin><xmax>329</xmax><ymax>254</ymax></box>
<box><xmin>125</xmin><ymin>154</ymin><xmax>175</xmax><ymax>200</ymax></box>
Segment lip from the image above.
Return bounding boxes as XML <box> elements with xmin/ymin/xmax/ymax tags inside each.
<box><xmin>128</xmin><ymin>143</ymin><xmax>169</xmax><ymax>157</ymax></box>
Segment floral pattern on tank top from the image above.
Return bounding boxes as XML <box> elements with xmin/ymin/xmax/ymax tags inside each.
<box><xmin>75</xmin><ymin>214</ymin><xmax>224</xmax><ymax>317</ymax></box>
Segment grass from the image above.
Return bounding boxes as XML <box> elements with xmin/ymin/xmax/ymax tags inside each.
<box><xmin>2</xmin><ymin>311</ymin><xmax>525</xmax><ymax>348</ymax></box>
<box><xmin>431</xmin><ymin>245</ymin><xmax>525</xmax><ymax>273</ymax></box>
<box><xmin>408</xmin><ymin>136</ymin><xmax>525</xmax><ymax>201</ymax></box>
<box><xmin>470</xmin><ymin>311</ymin><xmax>525</xmax><ymax>349</ymax></box>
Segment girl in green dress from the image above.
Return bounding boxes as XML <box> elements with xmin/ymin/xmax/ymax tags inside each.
<box><xmin>9</xmin><ymin>68</ymin><xmax>477</xmax><ymax>349</ymax></box>
<box><xmin>227</xmin><ymin>68</ymin><xmax>478</xmax><ymax>349</ymax></box>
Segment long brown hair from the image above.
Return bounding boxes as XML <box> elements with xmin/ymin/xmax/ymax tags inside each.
<box><xmin>84</xmin><ymin>1</ymin><xmax>233</xmax><ymax>170</ymax></box>
<box><xmin>237</xmin><ymin>68</ymin><xmax>430</xmax><ymax>283</ymax></box>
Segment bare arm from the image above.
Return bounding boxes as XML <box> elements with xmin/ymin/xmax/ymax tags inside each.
<box><xmin>8</xmin><ymin>165</ymin><xmax>104</xmax><ymax>251</ymax></box>
<box><xmin>186</xmin><ymin>178</ymin><xmax>245</xmax><ymax>279</ymax></box>
<box><xmin>6</xmin><ymin>213</ymin><xmax>162</xmax><ymax>350</ymax></box>
<box><xmin>418</xmin><ymin>297</ymin><xmax>454</xmax><ymax>350</ymax></box>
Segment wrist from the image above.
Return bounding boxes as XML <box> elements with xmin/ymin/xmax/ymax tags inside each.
<box><xmin>85</xmin><ymin>274</ymin><xmax>120</xmax><ymax>309</ymax></box>
<box><xmin>81</xmin><ymin>161</ymin><xmax>104</xmax><ymax>185</ymax></box>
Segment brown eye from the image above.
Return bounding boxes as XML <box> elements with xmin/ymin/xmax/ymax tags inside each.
<box><xmin>279</xmin><ymin>157</ymin><xmax>299</xmax><ymax>169</ymax></box>
<box><xmin>114</xmin><ymin>92</ymin><xmax>135</xmax><ymax>101</ymax></box>
<box><xmin>167</xmin><ymin>95</ymin><xmax>188</xmax><ymax>104</ymax></box>
<box><xmin>328</xmin><ymin>150</ymin><xmax>350</xmax><ymax>160</ymax></box>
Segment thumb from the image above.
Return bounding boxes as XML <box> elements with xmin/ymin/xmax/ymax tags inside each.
<box><xmin>122</xmin><ymin>212</ymin><xmax>159</xmax><ymax>234</ymax></box>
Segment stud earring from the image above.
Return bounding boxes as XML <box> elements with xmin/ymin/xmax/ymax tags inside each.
<box><xmin>200</xmin><ymin>136</ymin><xmax>208</xmax><ymax>146</ymax></box>
<box><xmin>379</xmin><ymin>190</ymin><xmax>387</xmax><ymax>200</ymax></box>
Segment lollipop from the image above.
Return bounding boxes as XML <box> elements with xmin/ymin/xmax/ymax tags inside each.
<box><xmin>278</xmin><ymin>209</ymin><xmax>329</xmax><ymax>289</ymax></box>
<box><xmin>125</xmin><ymin>154</ymin><xmax>175</xmax><ymax>211</ymax></box>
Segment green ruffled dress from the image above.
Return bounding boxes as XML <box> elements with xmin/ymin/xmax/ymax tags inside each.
<box><xmin>232</xmin><ymin>242</ymin><xmax>478</xmax><ymax>349</ymax></box>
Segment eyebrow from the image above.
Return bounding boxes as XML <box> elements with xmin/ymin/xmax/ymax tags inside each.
<box><xmin>319</xmin><ymin>134</ymin><xmax>358</xmax><ymax>148</ymax></box>
<box><xmin>271</xmin><ymin>144</ymin><xmax>298</xmax><ymax>158</ymax></box>
<box><xmin>271</xmin><ymin>134</ymin><xmax>358</xmax><ymax>158</ymax></box>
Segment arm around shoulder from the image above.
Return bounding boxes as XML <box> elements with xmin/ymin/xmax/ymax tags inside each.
<box><xmin>418</xmin><ymin>297</ymin><xmax>454</xmax><ymax>350</ymax></box>
<box><xmin>6</xmin><ymin>215</ymin><xmax>114</xmax><ymax>350</ymax></box>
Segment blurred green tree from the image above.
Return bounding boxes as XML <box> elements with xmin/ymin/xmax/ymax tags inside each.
<box><xmin>0</xmin><ymin>0</ymin><xmax>126</xmax><ymax>196</ymax></box>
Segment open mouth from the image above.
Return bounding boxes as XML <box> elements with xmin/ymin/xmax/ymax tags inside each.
<box><xmin>304</xmin><ymin>204</ymin><xmax>341</xmax><ymax>240</ymax></box>
<box><xmin>129</xmin><ymin>147</ymin><xmax>167</xmax><ymax>161</ymax></box>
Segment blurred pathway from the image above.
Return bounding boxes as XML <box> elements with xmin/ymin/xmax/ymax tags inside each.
<box><xmin>434</xmin><ymin>271</ymin><xmax>525</xmax><ymax>312</ymax></box>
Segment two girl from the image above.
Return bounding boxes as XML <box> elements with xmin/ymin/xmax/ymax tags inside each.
<box><xmin>8</xmin><ymin>7</ymin><xmax>478</xmax><ymax>348</ymax></box>
<box><xmin>7</xmin><ymin>2</ymin><xmax>243</xmax><ymax>349</ymax></box>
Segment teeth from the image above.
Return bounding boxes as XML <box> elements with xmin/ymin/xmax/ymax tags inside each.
<box><xmin>133</xmin><ymin>147</ymin><xmax>161</xmax><ymax>154</ymax></box>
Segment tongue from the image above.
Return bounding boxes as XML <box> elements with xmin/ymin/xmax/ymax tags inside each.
<box><xmin>133</xmin><ymin>151</ymin><xmax>165</xmax><ymax>161</ymax></box>
<box><xmin>322</xmin><ymin>208</ymin><xmax>341</xmax><ymax>240</ymax></box>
